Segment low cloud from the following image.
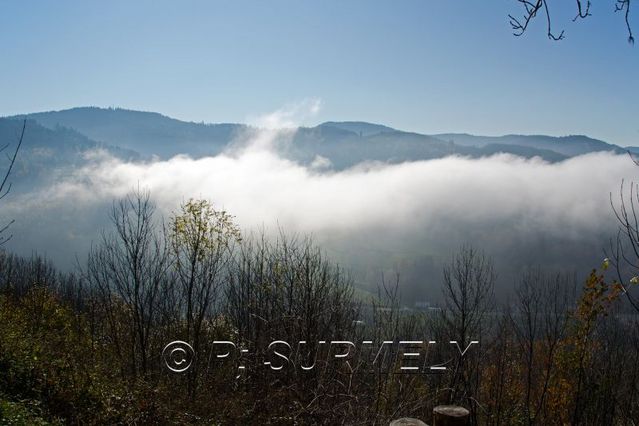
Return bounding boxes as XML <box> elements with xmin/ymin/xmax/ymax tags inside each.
<box><xmin>14</xmin><ymin>143</ymin><xmax>631</xmax><ymax>237</ymax></box>
<box><xmin>3</xmin><ymin>107</ymin><xmax>637</xmax><ymax>299</ymax></box>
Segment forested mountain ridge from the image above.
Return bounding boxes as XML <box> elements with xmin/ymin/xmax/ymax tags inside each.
<box><xmin>0</xmin><ymin>118</ymin><xmax>138</xmax><ymax>192</ymax></box>
<box><xmin>6</xmin><ymin>107</ymin><xmax>626</xmax><ymax>169</ymax></box>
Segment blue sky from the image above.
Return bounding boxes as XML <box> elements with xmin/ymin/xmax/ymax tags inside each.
<box><xmin>0</xmin><ymin>1</ymin><xmax>637</xmax><ymax>144</ymax></box>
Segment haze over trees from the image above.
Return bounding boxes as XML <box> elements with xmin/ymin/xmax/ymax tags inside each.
<box><xmin>1</xmin><ymin>187</ymin><xmax>638</xmax><ymax>423</ymax></box>
<box><xmin>0</xmin><ymin>109</ymin><xmax>632</xmax><ymax>301</ymax></box>
<box><xmin>0</xmin><ymin>109</ymin><xmax>637</xmax><ymax>423</ymax></box>
<box><xmin>0</xmin><ymin>0</ymin><xmax>636</xmax><ymax>423</ymax></box>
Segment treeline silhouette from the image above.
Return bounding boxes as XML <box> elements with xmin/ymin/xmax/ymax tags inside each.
<box><xmin>1</xmin><ymin>190</ymin><xmax>639</xmax><ymax>424</ymax></box>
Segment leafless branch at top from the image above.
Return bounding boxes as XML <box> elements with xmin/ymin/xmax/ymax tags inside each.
<box><xmin>616</xmin><ymin>0</ymin><xmax>635</xmax><ymax>43</ymax></box>
<box><xmin>510</xmin><ymin>0</ymin><xmax>634</xmax><ymax>43</ymax></box>
<box><xmin>509</xmin><ymin>0</ymin><xmax>564</xmax><ymax>40</ymax></box>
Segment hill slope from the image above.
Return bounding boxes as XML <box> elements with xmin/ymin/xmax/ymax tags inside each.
<box><xmin>0</xmin><ymin>118</ymin><xmax>139</xmax><ymax>192</ymax></box>
<box><xmin>6</xmin><ymin>107</ymin><xmax>625</xmax><ymax>168</ymax></box>
<box><xmin>14</xmin><ymin>107</ymin><xmax>247</xmax><ymax>159</ymax></box>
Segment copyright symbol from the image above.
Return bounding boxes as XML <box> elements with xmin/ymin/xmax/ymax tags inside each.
<box><xmin>162</xmin><ymin>341</ymin><xmax>194</xmax><ymax>373</ymax></box>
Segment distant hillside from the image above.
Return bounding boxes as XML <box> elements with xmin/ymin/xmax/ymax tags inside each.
<box><xmin>434</xmin><ymin>133</ymin><xmax>625</xmax><ymax>157</ymax></box>
<box><xmin>13</xmin><ymin>107</ymin><xmax>247</xmax><ymax>159</ymax></box>
<box><xmin>288</xmin><ymin>124</ymin><xmax>569</xmax><ymax>168</ymax></box>
<box><xmin>0</xmin><ymin>118</ymin><xmax>139</xmax><ymax>192</ymax></box>
<box><xmin>319</xmin><ymin>121</ymin><xmax>397</xmax><ymax>137</ymax></box>
<box><xmin>4</xmin><ymin>107</ymin><xmax>626</xmax><ymax>169</ymax></box>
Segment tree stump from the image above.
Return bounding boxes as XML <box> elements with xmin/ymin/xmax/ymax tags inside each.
<box><xmin>432</xmin><ymin>405</ymin><xmax>470</xmax><ymax>426</ymax></box>
<box><xmin>390</xmin><ymin>418</ymin><xmax>428</xmax><ymax>426</ymax></box>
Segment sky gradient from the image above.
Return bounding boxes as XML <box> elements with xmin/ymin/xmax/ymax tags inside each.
<box><xmin>1</xmin><ymin>1</ymin><xmax>637</xmax><ymax>145</ymax></box>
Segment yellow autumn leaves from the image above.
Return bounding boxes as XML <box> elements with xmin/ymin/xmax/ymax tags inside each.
<box><xmin>170</xmin><ymin>199</ymin><xmax>241</xmax><ymax>261</ymax></box>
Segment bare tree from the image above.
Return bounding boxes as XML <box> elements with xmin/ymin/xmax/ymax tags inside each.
<box><xmin>607</xmin><ymin>180</ymin><xmax>639</xmax><ymax>313</ymax></box>
<box><xmin>510</xmin><ymin>270</ymin><xmax>576</xmax><ymax>425</ymax></box>
<box><xmin>86</xmin><ymin>188</ymin><xmax>170</xmax><ymax>377</ymax></box>
<box><xmin>223</xmin><ymin>231</ymin><xmax>360</xmax><ymax>420</ymax></box>
<box><xmin>439</xmin><ymin>245</ymin><xmax>495</xmax><ymax>411</ymax></box>
<box><xmin>0</xmin><ymin>119</ymin><xmax>25</xmax><ymax>245</ymax></box>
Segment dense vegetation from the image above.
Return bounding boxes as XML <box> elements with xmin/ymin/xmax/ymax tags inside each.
<box><xmin>0</xmin><ymin>190</ymin><xmax>638</xmax><ymax>425</ymax></box>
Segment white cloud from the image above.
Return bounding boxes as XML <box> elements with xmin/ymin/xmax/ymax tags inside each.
<box><xmin>247</xmin><ymin>98</ymin><xmax>322</xmax><ymax>130</ymax></box>
<box><xmin>3</xmin><ymin>103</ymin><xmax>636</xmax><ymax>287</ymax></box>
<box><xmin>13</xmin><ymin>141</ymin><xmax>633</xmax><ymax>239</ymax></box>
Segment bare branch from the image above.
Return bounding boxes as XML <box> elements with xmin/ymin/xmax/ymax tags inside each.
<box><xmin>0</xmin><ymin>119</ymin><xmax>25</xmax><ymax>245</ymax></box>
<box><xmin>616</xmin><ymin>0</ymin><xmax>635</xmax><ymax>44</ymax></box>
<box><xmin>510</xmin><ymin>0</ymin><xmax>633</xmax><ymax>42</ymax></box>
<box><xmin>509</xmin><ymin>0</ymin><xmax>564</xmax><ymax>40</ymax></box>
<box><xmin>573</xmin><ymin>0</ymin><xmax>592</xmax><ymax>21</ymax></box>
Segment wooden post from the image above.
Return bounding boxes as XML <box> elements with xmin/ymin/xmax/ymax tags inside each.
<box><xmin>390</xmin><ymin>418</ymin><xmax>428</xmax><ymax>426</ymax></box>
<box><xmin>432</xmin><ymin>405</ymin><xmax>470</xmax><ymax>426</ymax></box>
